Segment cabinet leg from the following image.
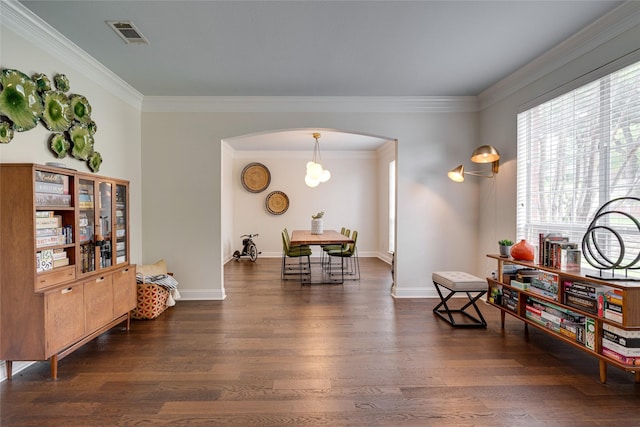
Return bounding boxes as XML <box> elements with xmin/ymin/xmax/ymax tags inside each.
<box><xmin>599</xmin><ymin>359</ymin><xmax>607</xmax><ymax>384</ymax></box>
<box><xmin>500</xmin><ymin>311</ymin><xmax>505</xmax><ymax>329</ymax></box>
<box><xmin>635</xmin><ymin>370</ymin><xmax>640</xmax><ymax>384</ymax></box>
<box><xmin>5</xmin><ymin>360</ymin><xmax>12</xmax><ymax>380</ymax></box>
<box><xmin>126</xmin><ymin>312</ymin><xmax>131</xmax><ymax>330</ymax></box>
<box><xmin>50</xmin><ymin>355</ymin><xmax>58</xmax><ymax>380</ymax></box>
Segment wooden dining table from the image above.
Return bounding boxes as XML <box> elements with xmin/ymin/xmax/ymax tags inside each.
<box><xmin>289</xmin><ymin>229</ymin><xmax>354</xmax><ymax>284</ymax></box>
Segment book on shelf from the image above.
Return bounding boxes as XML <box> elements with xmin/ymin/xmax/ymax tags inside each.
<box><xmin>585</xmin><ymin>318</ymin><xmax>596</xmax><ymax>350</ymax></box>
<box><xmin>53</xmin><ymin>257</ymin><xmax>69</xmax><ymax>268</ymax></box>
<box><xmin>52</xmin><ymin>248</ymin><xmax>67</xmax><ymax>260</ymax></box>
<box><xmin>36</xmin><ymin>227</ymin><xmax>63</xmax><ymax>237</ymax></box>
<box><xmin>35</xmin><ymin>171</ymin><xmax>65</xmax><ymax>184</ymax></box>
<box><xmin>36</xmin><ymin>235</ymin><xmax>66</xmax><ymax>248</ymax></box>
<box><xmin>601</xmin><ymin>347</ymin><xmax>640</xmax><ymax>365</ymax></box>
<box><xmin>604</xmin><ymin>308</ymin><xmax>623</xmax><ymax>323</ymax></box>
<box><xmin>34</xmin><ymin>181</ymin><xmax>66</xmax><ymax>195</ymax></box>
<box><xmin>78</xmin><ymin>191</ymin><xmax>94</xmax><ymax>208</ymax></box>
<box><xmin>564</xmin><ymin>291</ymin><xmax>599</xmax><ymax>315</ymax></box>
<box><xmin>603</xmin><ymin>322</ymin><xmax>640</xmax><ymax>339</ymax></box>
<box><xmin>602</xmin><ymin>338</ymin><xmax>640</xmax><ymax>357</ymax></box>
<box><xmin>36</xmin><ymin>249</ymin><xmax>54</xmax><ymax>272</ymax></box>
<box><xmin>35</xmin><ymin>215</ymin><xmax>62</xmax><ymax>229</ymax></box>
<box><xmin>35</xmin><ymin>193</ymin><xmax>71</xmax><ymax>207</ymax></box>
<box><xmin>35</xmin><ymin>210</ymin><xmax>54</xmax><ymax>218</ymax></box>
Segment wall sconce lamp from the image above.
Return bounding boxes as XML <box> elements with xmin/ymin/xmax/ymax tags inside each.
<box><xmin>305</xmin><ymin>132</ymin><xmax>331</xmax><ymax>187</ymax></box>
<box><xmin>448</xmin><ymin>145</ymin><xmax>500</xmax><ymax>183</ymax></box>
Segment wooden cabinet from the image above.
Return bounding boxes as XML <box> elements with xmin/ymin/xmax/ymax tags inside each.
<box><xmin>0</xmin><ymin>163</ymin><xmax>135</xmax><ymax>379</ymax></box>
<box><xmin>487</xmin><ymin>254</ymin><xmax>640</xmax><ymax>383</ymax></box>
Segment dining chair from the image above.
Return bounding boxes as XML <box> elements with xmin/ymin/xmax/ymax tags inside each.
<box><xmin>281</xmin><ymin>230</ymin><xmax>312</xmax><ymax>281</ymax></box>
<box><xmin>326</xmin><ymin>230</ymin><xmax>360</xmax><ymax>280</ymax></box>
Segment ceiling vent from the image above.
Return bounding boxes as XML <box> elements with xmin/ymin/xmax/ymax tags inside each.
<box><xmin>107</xmin><ymin>21</ymin><xmax>149</xmax><ymax>45</ymax></box>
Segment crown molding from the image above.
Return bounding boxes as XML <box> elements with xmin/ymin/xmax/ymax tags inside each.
<box><xmin>478</xmin><ymin>1</ymin><xmax>640</xmax><ymax>110</ymax></box>
<box><xmin>142</xmin><ymin>96</ymin><xmax>479</xmax><ymax>114</ymax></box>
<box><xmin>1</xmin><ymin>1</ymin><xmax>143</xmax><ymax>109</ymax></box>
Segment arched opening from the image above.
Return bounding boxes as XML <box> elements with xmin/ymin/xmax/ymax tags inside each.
<box><xmin>221</xmin><ymin>128</ymin><xmax>398</xmax><ymax>295</ymax></box>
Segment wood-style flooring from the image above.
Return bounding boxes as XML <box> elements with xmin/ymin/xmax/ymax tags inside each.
<box><xmin>2</xmin><ymin>257</ymin><xmax>640</xmax><ymax>426</ymax></box>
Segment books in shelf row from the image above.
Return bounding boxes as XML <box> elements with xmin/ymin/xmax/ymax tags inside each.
<box><xmin>526</xmin><ymin>296</ymin><xmax>592</xmax><ymax>348</ymax></box>
<box><xmin>36</xmin><ymin>248</ymin><xmax>69</xmax><ymax>272</ymax></box>
<box><xmin>563</xmin><ymin>280</ymin><xmax>624</xmax><ymax>323</ymax></box>
<box><xmin>35</xmin><ymin>171</ymin><xmax>71</xmax><ymax>207</ymax></box>
<box><xmin>538</xmin><ymin>233</ymin><xmax>581</xmax><ymax>271</ymax></box>
<box><xmin>35</xmin><ymin>211</ymin><xmax>72</xmax><ymax>247</ymax></box>
<box><xmin>602</xmin><ymin>323</ymin><xmax>640</xmax><ymax>365</ymax></box>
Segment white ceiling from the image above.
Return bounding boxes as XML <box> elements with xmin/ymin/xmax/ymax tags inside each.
<box><xmin>16</xmin><ymin>0</ymin><xmax>624</xmax><ymax>151</ymax></box>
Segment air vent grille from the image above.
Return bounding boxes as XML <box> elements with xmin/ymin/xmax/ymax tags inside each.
<box><xmin>107</xmin><ymin>21</ymin><xmax>149</xmax><ymax>45</ymax></box>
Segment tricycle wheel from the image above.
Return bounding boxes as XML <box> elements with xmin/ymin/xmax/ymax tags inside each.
<box><xmin>233</xmin><ymin>250</ymin><xmax>241</xmax><ymax>261</ymax></box>
<box><xmin>248</xmin><ymin>244</ymin><xmax>258</xmax><ymax>262</ymax></box>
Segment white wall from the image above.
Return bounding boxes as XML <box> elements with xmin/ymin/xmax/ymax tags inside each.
<box><xmin>141</xmin><ymin>108</ymin><xmax>479</xmax><ymax>299</ymax></box>
<box><xmin>228</xmin><ymin>149</ymin><xmax>379</xmax><ymax>259</ymax></box>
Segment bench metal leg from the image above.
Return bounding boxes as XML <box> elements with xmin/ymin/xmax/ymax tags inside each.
<box><xmin>433</xmin><ymin>281</ymin><xmax>487</xmax><ymax>328</ymax></box>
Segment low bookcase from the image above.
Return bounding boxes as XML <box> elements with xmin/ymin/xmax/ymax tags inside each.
<box><xmin>487</xmin><ymin>254</ymin><xmax>640</xmax><ymax>383</ymax></box>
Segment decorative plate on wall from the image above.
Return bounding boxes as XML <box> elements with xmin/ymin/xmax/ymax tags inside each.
<box><xmin>241</xmin><ymin>162</ymin><xmax>271</xmax><ymax>193</ymax></box>
<box><xmin>266</xmin><ymin>191</ymin><xmax>289</xmax><ymax>215</ymax></box>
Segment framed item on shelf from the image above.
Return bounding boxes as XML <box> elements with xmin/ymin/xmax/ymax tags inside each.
<box><xmin>241</xmin><ymin>162</ymin><xmax>270</xmax><ymax>193</ymax></box>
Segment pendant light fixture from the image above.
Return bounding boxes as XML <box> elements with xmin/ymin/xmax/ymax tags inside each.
<box><xmin>305</xmin><ymin>132</ymin><xmax>331</xmax><ymax>187</ymax></box>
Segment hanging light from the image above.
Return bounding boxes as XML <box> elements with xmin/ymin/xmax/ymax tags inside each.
<box><xmin>305</xmin><ymin>132</ymin><xmax>330</xmax><ymax>187</ymax></box>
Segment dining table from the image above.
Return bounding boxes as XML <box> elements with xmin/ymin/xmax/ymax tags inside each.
<box><xmin>289</xmin><ymin>229</ymin><xmax>354</xmax><ymax>284</ymax></box>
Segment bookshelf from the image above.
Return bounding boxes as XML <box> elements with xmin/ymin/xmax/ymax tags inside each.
<box><xmin>0</xmin><ymin>163</ymin><xmax>136</xmax><ymax>380</ymax></box>
<box><xmin>487</xmin><ymin>254</ymin><xmax>640</xmax><ymax>383</ymax></box>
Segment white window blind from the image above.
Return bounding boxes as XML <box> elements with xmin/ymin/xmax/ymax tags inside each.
<box><xmin>516</xmin><ymin>60</ymin><xmax>640</xmax><ymax>273</ymax></box>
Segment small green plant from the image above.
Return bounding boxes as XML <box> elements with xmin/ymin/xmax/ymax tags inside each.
<box><xmin>312</xmin><ymin>211</ymin><xmax>324</xmax><ymax>219</ymax></box>
<box><xmin>498</xmin><ymin>239</ymin><xmax>513</xmax><ymax>246</ymax></box>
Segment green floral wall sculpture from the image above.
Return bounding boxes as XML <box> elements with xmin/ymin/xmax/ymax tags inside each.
<box><xmin>0</xmin><ymin>68</ymin><xmax>102</xmax><ymax>172</ymax></box>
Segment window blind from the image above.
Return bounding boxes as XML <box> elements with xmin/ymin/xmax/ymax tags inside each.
<box><xmin>516</xmin><ymin>61</ymin><xmax>640</xmax><ymax>273</ymax></box>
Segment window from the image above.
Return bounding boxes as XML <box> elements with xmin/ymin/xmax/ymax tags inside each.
<box><xmin>389</xmin><ymin>160</ymin><xmax>396</xmax><ymax>253</ymax></box>
<box><xmin>517</xmin><ymin>60</ymin><xmax>640</xmax><ymax>272</ymax></box>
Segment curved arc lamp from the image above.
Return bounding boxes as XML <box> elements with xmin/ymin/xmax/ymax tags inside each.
<box><xmin>448</xmin><ymin>145</ymin><xmax>500</xmax><ymax>183</ymax></box>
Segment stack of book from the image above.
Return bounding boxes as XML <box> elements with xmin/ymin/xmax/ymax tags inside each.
<box><xmin>501</xmin><ymin>287</ymin><xmax>519</xmax><ymax>313</ymax></box>
<box><xmin>525</xmin><ymin>296</ymin><xmax>587</xmax><ymax>343</ymax></box>
<box><xmin>34</xmin><ymin>171</ymin><xmax>70</xmax><ymax>207</ymax></box>
<box><xmin>538</xmin><ymin>232</ymin><xmax>581</xmax><ymax>270</ymax></box>
<box><xmin>52</xmin><ymin>248</ymin><xmax>69</xmax><ymax>268</ymax></box>
<box><xmin>529</xmin><ymin>271</ymin><xmax>559</xmax><ymax>301</ymax></box>
<box><xmin>604</xmin><ymin>290</ymin><xmax>624</xmax><ymax>323</ymax></box>
<box><xmin>563</xmin><ymin>281</ymin><xmax>609</xmax><ymax>316</ymax></box>
<box><xmin>602</xmin><ymin>323</ymin><xmax>640</xmax><ymax>365</ymax></box>
<box><xmin>35</xmin><ymin>211</ymin><xmax>66</xmax><ymax>247</ymax></box>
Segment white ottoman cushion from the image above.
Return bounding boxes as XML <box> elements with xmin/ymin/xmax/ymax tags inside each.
<box><xmin>432</xmin><ymin>271</ymin><xmax>486</xmax><ymax>292</ymax></box>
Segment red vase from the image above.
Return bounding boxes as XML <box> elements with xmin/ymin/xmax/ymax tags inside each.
<box><xmin>510</xmin><ymin>239</ymin><xmax>535</xmax><ymax>261</ymax></box>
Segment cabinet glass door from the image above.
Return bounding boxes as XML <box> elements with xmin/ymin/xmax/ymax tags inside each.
<box><xmin>78</xmin><ymin>179</ymin><xmax>95</xmax><ymax>273</ymax></box>
<box><xmin>98</xmin><ymin>182</ymin><xmax>113</xmax><ymax>268</ymax></box>
<box><xmin>115</xmin><ymin>184</ymin><xmax>127</xmax><ymax>264</ymax></box>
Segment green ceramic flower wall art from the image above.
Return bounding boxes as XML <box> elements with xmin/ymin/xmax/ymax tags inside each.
<box><xmin>0</xmin><ymin>68</ymin><xmax>102</xmax><ymax>172</ymax></box>
<box><xmin>0</xmin><ymin>69</ymin><xmax>43</xmax><ymax>132</ymax></box>
<box><xmin>0</xmin><ymin>121</ymin><xmax>14</xmax><ymax>143</ymax></box>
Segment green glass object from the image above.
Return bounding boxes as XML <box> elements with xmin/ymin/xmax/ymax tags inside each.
<box><xmin>0</xmin><ymin>122</ymin><xmax>14</xmax><ymax>143</ymax></box>
<box><xmin>69</xmin><ymin>124</ymin><xmax>94</xmax><ymax>160</ymax></box>
<box><xmin>70</xmin><ymin>94</ymin><xmax>91</xmax><ymax>124</ymax></box>
<box><xmin>32</xmin><ymin>73</ymin><xmax>51</xmax><ymax>92</ymax></box>
<box><xmin>87</xmin><ymin>151</ymin><xmax>102</xmax><ymax>173</ymax></box>
<box><xmin>54</xmin><ymin>74</ymin><xmax>70</xmax><ymax>92</ymax></box>
<box><xmin>0</xmin><ymin>69</ymin><xmax>43</xmax><ymax>132</ymax></box>
<box><xmin>41</xmin><ymin>91</ymin><xmax>73</xmax><ymax>132</ymax></box>
<box><xmin>49</xmin><ymin>133</ymin><xmax>70</xmax><ymax>158</ymax></box>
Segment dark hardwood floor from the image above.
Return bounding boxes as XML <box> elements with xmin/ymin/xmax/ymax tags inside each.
<box><xmin>2</xmin><ymin>257</ymin><xmax>640</xmax><ymax>426</ymax></box>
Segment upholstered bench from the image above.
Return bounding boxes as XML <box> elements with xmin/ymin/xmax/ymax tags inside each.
<box><xmin>432</xmin><ymin>271</ymin><xmax>487</xmax><ymax>328</ymax></box>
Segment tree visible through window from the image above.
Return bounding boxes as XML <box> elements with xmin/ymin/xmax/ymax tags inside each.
<box><xmin>517</xmin><ymin>61</ymin><xmax>640</xmax><ymax>273</ymax></box>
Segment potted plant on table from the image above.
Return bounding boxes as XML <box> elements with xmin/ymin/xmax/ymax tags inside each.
<box><xmin>498</xmin><ymin>239</ymin><xmax>513</xmax><ymax>257</ymax></box>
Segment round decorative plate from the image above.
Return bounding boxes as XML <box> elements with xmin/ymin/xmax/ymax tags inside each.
<box><xmin>42</xmin><ymin>91</ymin><xmax>73</xmax><ymax>132</ymax></box>
<box><xmin>266</xmin><ymin>191</ymin><xmax>289</xmax><ymax>215</ymax></box>
<box><xmin>241</xmin><ymin>162</ymin><xmax>271</xmax><ymax>193</ymax></box>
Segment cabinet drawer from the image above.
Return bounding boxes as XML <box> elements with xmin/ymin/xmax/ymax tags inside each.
<box><xmin>84</xmin><ymin>275</ymin><xmax>114</xmax><ymax>333</ymax></box>
<box><xmin>113</xmin><ymin>266</ymin><xmax>136</xmax><ymax>315</ymax></box>
<box><xmin>45</xmin><ymin>284</ymin><xmax>85</xmax><ymax>356</ymax></box>
<box><xmin>36</xmin><ymin>266</ymin><xmax>76</xmax><ymax>291</ymax></box>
